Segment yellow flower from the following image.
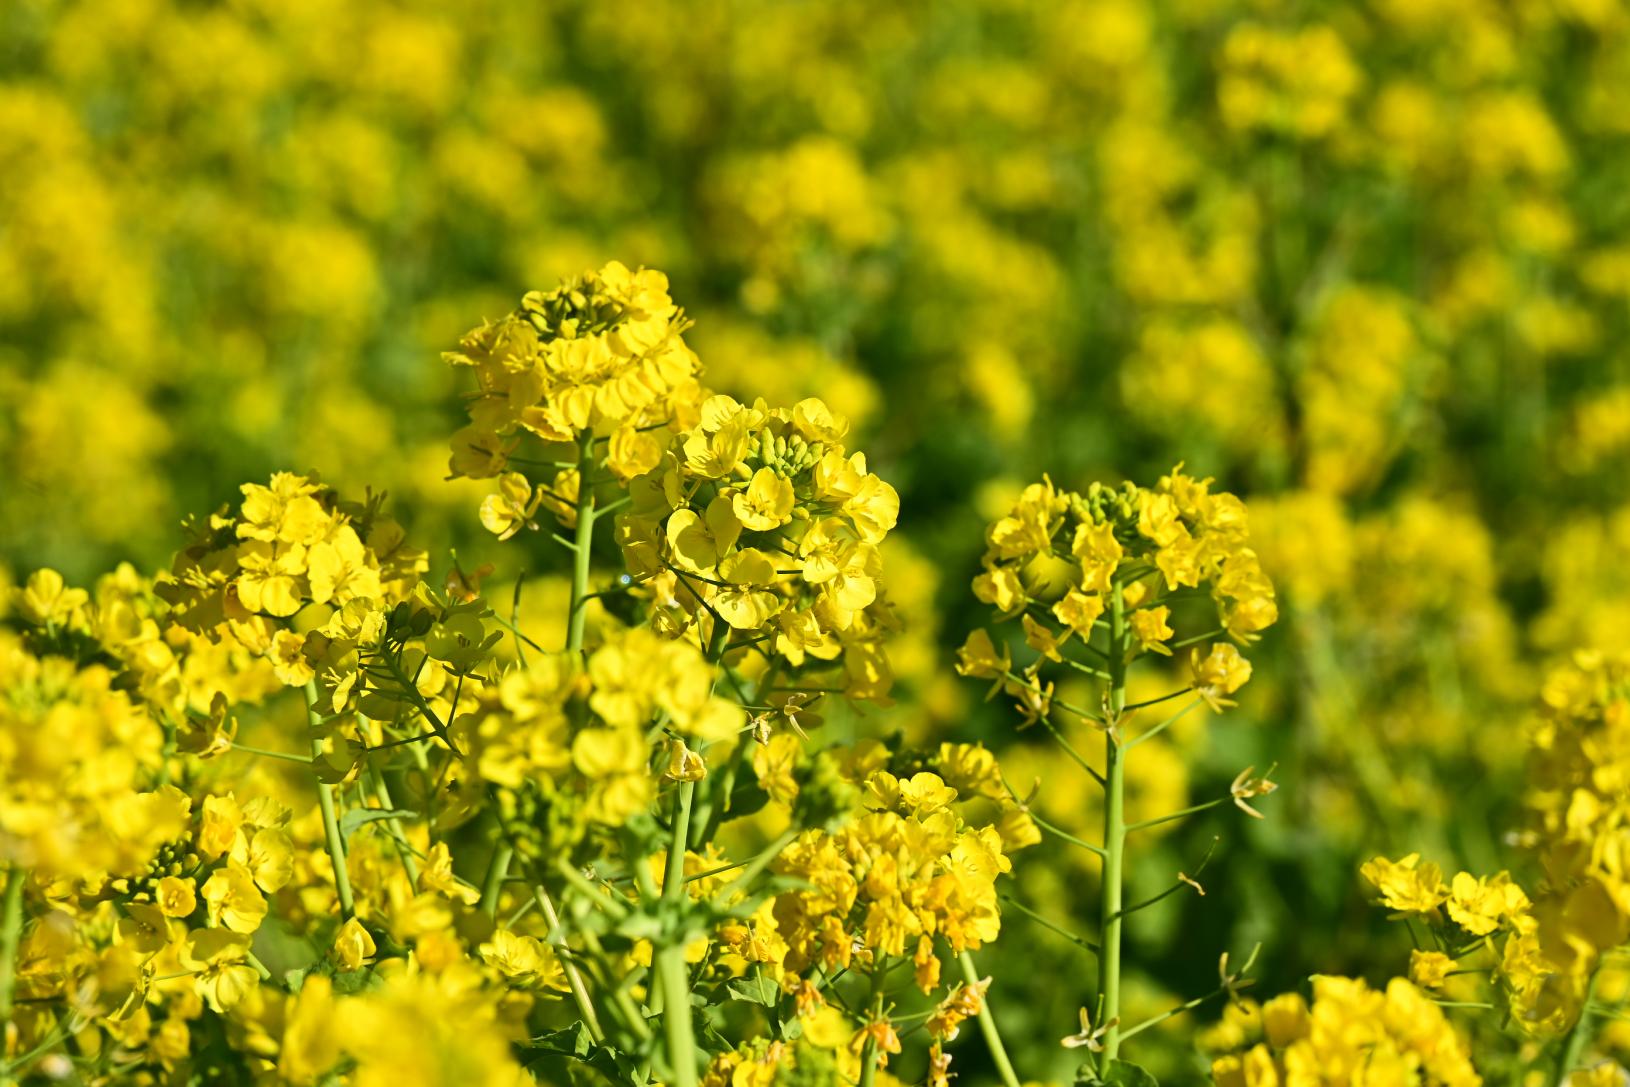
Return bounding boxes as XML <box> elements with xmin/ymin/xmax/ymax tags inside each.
<box><xmin>238</xmin><ymin>473</ymin><xmax>329</xmax><ymax>544</ymax></box>
<box><xmin>419</xmin><ymin>842</ymin><xmax>482</xmax><ymax>907</ymax></box>
<box><xmin>234</xmin><ymin>541</ymin><xmax>306</xmax><ymax>617</ymax></box>
<box><xmin>1446</xmin><ymin>871</ymin><xmax>1529</xmax><ymax>936</ymax></box>
<box><xmin>198</xmin><ymin>794</ymin><xmax>245</xmax><ymax>859</ymax></box>
<box><xmin>896</xmin><ymin>772</ymin><xmax>958</xmax><ymax>814</ymax></box>
<box><xmin>955</xmin><ymin>630</ymin><xmax>1009</xmax><ymax>680</ymax></box>
<box><xmin>307</xmin><ymin>525</ymin><xmax>382</xmax><ymax>605</ymax></box>
<box><xmin>608</xmin><ymin>425</ymin><xmax>664</xmax><ymax>481</ymax></box>
<box><xmin>331</xmin><ymin>917</ymin><xmax>377</xmax><ymax>972</ymax></box>
<box><xmin>1409</xmin><ymin>949</ymin><xmax>1453</xmax><ymax>990</ymax></box>
<box><xmin>715</xmin><ymin>549</ymin><xmax>782</xmax><ymax>629</ymax></box>
<box><xmin>1072</xmin><ymin>521</ymin><xmax>1123</xmax><ymax>593</ymax></box>
<box><xmin>182</xmin><ymin>928</ymin><xmax>259</xmax><ymax>1013</ymax></box>
<box><xmin>1360</xmin><ymin>853</ymin><xmax>1448</xmax><ymax>914</ymax></box>
<box><xmin>156</xmin><ymin>876</ymin><xmax>196</xmax><ymax>919</ymax></box>
<box><xmin>1259</xmin><ymin>993</ymin><xmax>1308</xmax><ymax>1050</ymax></box>
<box><xmin>479</xmin><ymin>928</ymin><xmax>566</xmax><ymax>991</ymax></box>
<box><xmin>269</xmin><ymin>629</ymin><xmax>316</xmax><ymax>687</ymax></box>
<box><xmin>234</xmin><ymin>826</ymin><xmax>295</xmax><ymax>893</ymax></box>
<box><xmin>571</xmin><ymin>727</ymin><xmax>646</xmax><ymax>780</ymax></box>
<box><xmin>479</xmin><ymin>471</ymin><xmax>541</xmax><ymax>541</ymax></box>
<box><xmin>1191</xmin><ymin>644</ymin><xmax>1252</xmax><ymax>709</ymax></box>
<box><xmin>1052</xmin><ymin>589</ymin><xmax>1105</xmax><ymax>636</ymax></box>
<box><xmin>201</xmin><ymin>861</ymin><xmax>269</xmax><ymax>934</ymax></box>
<box><xmin>279</xmin><ymin>975</ymin><xmax>339</xmax><ymax>1083</ymax></box>
<box><xmin>1130</xmin><ymin>605</ymin><xmax>1174</xmax><ymax>655</ymax></box>
<box><xmin>667</xmin><ymin>498</ymin><xmax>743</xmax><ymax>573</ymax></box>
<box><xmin>338</xmin><ymin>966</ymin><xmax>533</xmax><ymax>1087</ymax></box>
<box><xmin>734</xmin><ymin>466</ymin><xmax>795</xmax><ymax>531</ymax></box>
<box><xmin>1022</xmin><ymin>613</ymin><xmax>1067</xmax><ymax>662</ymax></box>
<box><xmin>19</xmin><ymin>568</ymin><xmax>88</xmax><ymax>625</ymax></box>
<box><xmin>972</xmin><ymin>564</ymin><xmax>1026</xmax><ymax>615</ymax></box>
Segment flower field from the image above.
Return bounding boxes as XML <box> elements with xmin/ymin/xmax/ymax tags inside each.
<box><xmin>4</xmin><ymin>0</ymin><xmax>1630</xmax><ymax>1084</ymax></box>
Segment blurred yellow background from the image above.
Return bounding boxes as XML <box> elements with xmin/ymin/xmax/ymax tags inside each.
<box><xmin>5</xmin><ymin>0</ymin><xmax>1630</xmax><ymax>1079</ymax></box>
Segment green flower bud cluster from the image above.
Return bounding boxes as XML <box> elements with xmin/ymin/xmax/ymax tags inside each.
<box><xmin>752</xmin><ymin>428</ymin><xmax>822</xmax><ymax>479</ymax></box>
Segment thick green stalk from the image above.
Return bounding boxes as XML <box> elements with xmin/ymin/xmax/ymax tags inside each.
<box><xmin>1</xmin><ymin>866</ymin><xmax>25</xmax><ymax>1027</ymax></box>
<box><xmin>305</xmin><ymin>681</ymin><xmax>355</xmax><ymax>919</ymax></box>
<box><xmin>656</xmin><ymin>944</ymin><xmax>697</xmax><ymax>1087</ymax></box>
<box><xmin>960</xmin><ymin>950</ymin><xmax>1021</xmax><ymax>1087</ymax></box>
<box><xmin>663</xmin><ymin>782</ymin><xmax>697</xmax><ymax>904</ymax></box>
<box><xmin>1099</xmin><ymin>583</ymin><xmax>1128</xmax><ymax>1066</ymax></box>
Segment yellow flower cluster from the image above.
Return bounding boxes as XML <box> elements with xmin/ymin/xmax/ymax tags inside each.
<box><xmin>158</xmin><ymin>472</ymin><xmax>426</xmax><ymax>687</ymax></box>
<box><xmin>971</xmin><ymin>466</ymin><xmax>1275</xmax><ymax>647</ymax></box>
<box><xmin>959</xmin><ymin>467</ymin><xmax>1276</xmax><ymax>728</ymax></box>
<box><xmin>1208</xmin><ymin>977</ymin><xmax>1481</xmax><ymax>1086</ymax></box>
<box><xmin>618</xmin><ymin>392</ymin><xmax>900</xmax><ymax>698</ymax></box>
<box><xmin>771</xmin><ymin>767</ymin><xmax>1012</xmax><ymax>982</ymax></box>
<box><xmin>1357</xmin><ymin>652</ymin><xmax>1630</xmax><ymax>1045</ymax></box>
<box><xmin>475</xmin><ymin>627</ymin><xmax>745</xmax><ymax>834</ymax></box>
<box><xmin>238</xmin><ymin>966</ymin><xmax>533</xmax><ymax>1087</ymax></box>
<box><xmin>446</xmin><ymin>261</ymin><xmax>701</xmax><ymax>485</ymax></box>
<box><xmin>0</xmin><ymin>631</ymin><xmax>183</xmax><ymax>880</ymax></box>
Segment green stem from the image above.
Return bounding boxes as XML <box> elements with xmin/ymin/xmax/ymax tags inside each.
<box><xmin>1555</xmin><ymin>966</ymin><xmax>1601</xmax><ymax>1086</ymax></box>
<box><xmin>484</xmin><ymin>433</ymin><xmax>601</xmax><ymax>919</ymax></box>
<box><xmin>579</xmin><ymin>922</ymin><xmax>652</xmax><ymax>1042</ymax></box>
<box><xmin>1125</xmin><ymin>796</ymin><xmax>1229</xmax><ymax>834</ymax></box>
<box><xmin>478</xmin><ymin>840</ymin><xmax>513</xmax><ymax>918</ymax></box>
<box><xmin>1001</xmin><ymin>893</ymin><xmax>1099</xmax><ymax>954</ymax></box>
<box><xmin>533</xmin><ymin>885</ymin><xmax>606</xmax><ymax>1044</ymax></box>
<box><xmin>716</xmin><ymin>829</ymin><xmax>798</xmax><ymax>901</ymax></box>
<box><xmin>245</xmin><ymin>949</ymin><xmax>273</xmax><ymax>981</ymax></box>
<box><xmin>858</xmin><ymin>1040</ymin><xmax>878</xmax><ymax>1087</ymax></box>
<box><xmin>567</xmin><ymin>429</ymin><xmax>598</xmax><ymax>654</ymax></box>
<box><xmin>1</xmin><ymin>866</ymin><xmax>25</xmax><ymax>1026</ymax></box>
<box><xmin>368</xmin><ymin>767</ymin><xmax>420</xmax><ymax>889</ymax></box>
<box><xmin>305</xmin><ymin>682</ymin><xmax>355</xmax><ymax>920</ymax></box>
<box><xmin>960</xmin><ymin>950</ymin><xmax>1021</xmax><ymax>1087</ymax></box>
<box><xmin>859</xmin><ymin>959</ymin><xmax>886</xmax><ymax>1087</ymax></box>
<box><xmin>1099</xmin><ymin>583</ymin><xmax>1128</xmax><ymax>1067</ymax></box>
<box><xmin>656</xmin><ymin>944</ymin><xmax>697</xmax><ymax>1087</ymax></box>
<box><xmin>230</xmin><ymin>741</ymin><xmax>312</xmax><ymax>764</ymax></box>
<box><xmin>1118</xmin><ymin>983</ymin><xmax>1226</xmax><ymax>1041</ymax></box>
<box><xmin>659</xmin><ymin>779</ymin><xmax>700</xmax><ymax>1086</ymax></box>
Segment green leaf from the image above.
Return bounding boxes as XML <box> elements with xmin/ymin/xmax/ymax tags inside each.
<box><xmin>524</xmin><ymin>1024</ymin><xmax>633</xmax><ymax>1083</ymax></box>
<box><xmin>727</xmin><ymin>966</ymin><xmax>780</xmax><ymax>1007</ymax></box>
<box><xmin>725</xmin><ymin>779</ymin><xmax>770</xmax><ymax>821</ymax></box>
<box><xmin>329</xmin><ymin>965</ymin><xmax>380</xmax><ymax>995</ymax></box>
<box><xmin>530</xmin><ymin>1022</ymin><xmax>595</xmax><ymax>1059</ymax></box>
<box><xmin>337</xmin><ymin>807</ymin><xmax>417</xmax><ymax>843</ymax></box>
<box><xmin>1077</xmin><ymin>1060</ymin><xmax>1159</xmax><ymax>1087</ymax></box>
